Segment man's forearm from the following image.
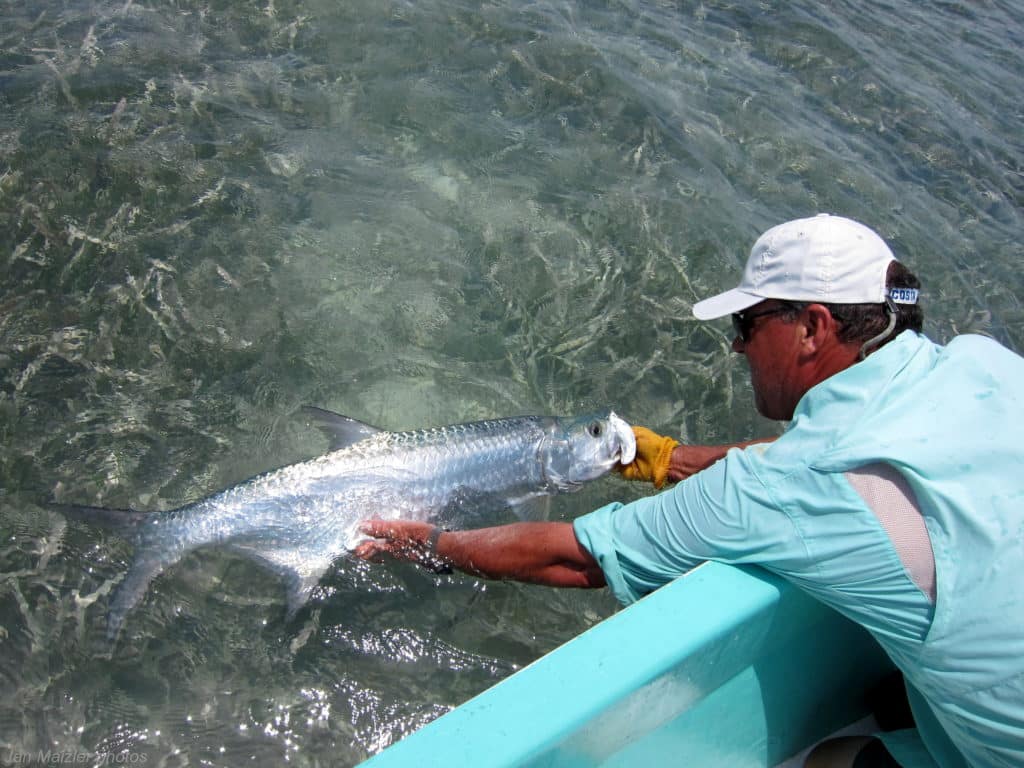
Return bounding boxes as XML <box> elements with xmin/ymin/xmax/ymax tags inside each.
<box><xmin>356</xmin><ymin>520</ymin><xmax>606</xmax><ymax>589</ymax></box>
<box><xmin>667</xmin><ymin>437</ymin><xmax>775</xmax><ymax>483</ymax></box>
<box><xmin>439</xmin><ymin>522</ymin><xmax>605</xmax><ymax>587</ymax></box>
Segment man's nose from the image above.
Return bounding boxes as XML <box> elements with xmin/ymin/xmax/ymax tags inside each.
<box><xmin>732</xmin><ymin>335</ymin><xmax>746</xmax><ymax>354</ymax></box>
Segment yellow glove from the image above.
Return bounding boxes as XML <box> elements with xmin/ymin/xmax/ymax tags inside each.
<box><xmin>617</xmin><ymin>426</ymin><xmax>679</xmax><ymax>489</ymax></box>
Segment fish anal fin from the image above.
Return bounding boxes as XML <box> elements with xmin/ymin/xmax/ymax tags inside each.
<box><xmin>229</xmin><ymin>544</ymin><xmax>333</xmax><ymax>621</ymax></box>
<box><xmin>284</xmin><ymin>573</ymin><xmax>324</xmax><ymax>622</ymax></box>
<box><xmin>300</xmin><ymin>406</ymin><xmax>381</xmax><ymax>451</ymax></box>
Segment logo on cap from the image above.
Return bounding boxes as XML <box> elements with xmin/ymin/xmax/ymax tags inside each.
<box><xmin>889</xmin><ymin>288</ymin><xmax>919</xmax><ymax>305</ymax></box>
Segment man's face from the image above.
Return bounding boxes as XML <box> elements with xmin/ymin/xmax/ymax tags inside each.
<box><xmin>731</xmin><ymin>300</ymin><xmax>806</xmax><ymax>421</ymax></box>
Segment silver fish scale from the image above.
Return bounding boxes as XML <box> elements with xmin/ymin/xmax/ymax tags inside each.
<box><xmin>331</xmin><ymin>416</ymin><xmax>552</xmax><ymax>510</ymax></box>
<box><xmin>92</xmin><ymin>410</ymin><xmax>634</xmax><ymax>638</ymax></box>
<box><xmin>150</xmin><ymin>417</ymin><xmax>552</xmax><ymax>557</ymax></box>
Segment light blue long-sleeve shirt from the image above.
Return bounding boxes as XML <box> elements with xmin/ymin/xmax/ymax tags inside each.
<box><xmin>575</xmin><ymin>331</ymin><xmax>1024</xmax><ymax>768</ymax></box>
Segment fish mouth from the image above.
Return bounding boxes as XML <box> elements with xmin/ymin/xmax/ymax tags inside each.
<box><xmin>608</xmin><ymin>412</ymin><xmax>636</xmax><ymax>465</ymax></box>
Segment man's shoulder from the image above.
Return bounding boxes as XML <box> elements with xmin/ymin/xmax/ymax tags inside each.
<box><xmin>944</xmin><ymin>332</ymin><xmax>1020</xmax><ymax>357</ymax></box>
<box><xmin>937</xmin><ymin>333</ymin><xmax>1024</xmax><ymax>379</ymax></box>
<box><xmin>874</xmin><ymin>331</ymin><xmax>1022</xmax><ymax>385</ymax></box>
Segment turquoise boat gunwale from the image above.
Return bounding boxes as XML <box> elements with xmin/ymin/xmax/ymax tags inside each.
<box><xmin>360</xmin><ymin>561</ymin><xmax>895</xmax><ymax>767</ymax></box>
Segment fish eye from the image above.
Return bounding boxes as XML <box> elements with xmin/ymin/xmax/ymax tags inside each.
<box><xmin>588</xmin><ymin>421</ymin><xmax>603</xmax><ymax>438</ymax></box>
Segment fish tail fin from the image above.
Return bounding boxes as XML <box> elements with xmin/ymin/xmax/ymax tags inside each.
<box><xmin>52</xmin><ymin>503</ymin><xmax>150</xmax><ymax>530</ymax></box>
<box><xmin>106</xmin><ymin>551</ymin><xmax>169</xmax><ymax>641</ymax></box>
<box><xmin>53</xmin><ymin>502</ymin><xmax>180</xmax><ymax>641</ymax></box>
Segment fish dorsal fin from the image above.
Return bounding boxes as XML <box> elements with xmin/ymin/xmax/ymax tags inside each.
<box><xmin>300</xmin><ymin>406</ymin><xmax>381</xmax><ymax>451</ymax></box>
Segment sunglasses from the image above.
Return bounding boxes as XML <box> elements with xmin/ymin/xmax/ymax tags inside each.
<box><xmin>731</xmin><ymin>304</ymin><xmax>798</xmax><ymax>344</ymax></box>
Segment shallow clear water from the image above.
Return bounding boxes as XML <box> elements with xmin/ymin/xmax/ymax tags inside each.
<box><xmin>1</xmin><ymin>0</ymin><xmax>1021</xmax><ymax>764</ymax></box>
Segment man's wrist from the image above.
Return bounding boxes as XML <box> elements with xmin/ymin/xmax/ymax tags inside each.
<box><xmin>424</xmin><ymin>525</ymin><xmax>453</xmax><ymax>574</ymax></box>
<box><xmin>669</xmin><ymin>438</ymin><xmax>777</xmax><ymax>481</ymax></box>
<box><xmin>426</xmin><ymin>525</ymin><xmax>445</xmax><ymax>554</ymax></box>
<box><xmin>669</xmin><ymin>444</ymin><xmax>726</xmax><ymax>481</ymax></box>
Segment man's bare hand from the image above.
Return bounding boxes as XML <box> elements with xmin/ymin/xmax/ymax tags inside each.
<box><xmin>354</xmin><ymin>519</ymin><xmax>440</xmax><ymax>566</ymax></box>
<box><xmin>354</xmin><ymin>520</ymin><xmax>604</xmax><ymax>588</ymax></box>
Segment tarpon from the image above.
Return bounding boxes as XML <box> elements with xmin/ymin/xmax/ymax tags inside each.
<box><xmin>60</xmin><ymin>407</ymin><xmax>636</xmax><ymax>639</ymax></box>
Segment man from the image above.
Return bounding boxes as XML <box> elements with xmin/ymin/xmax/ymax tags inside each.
<box><xmin>355</xmin><ymin>214</ymin><xmax>1024</xmax><ymax>768</ymax></box>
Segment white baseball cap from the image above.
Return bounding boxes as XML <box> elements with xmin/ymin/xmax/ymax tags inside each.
<box><xmin>692</xmin><ymin>214</ymin><xmax>902</xmax><ymax>320</ymax></box>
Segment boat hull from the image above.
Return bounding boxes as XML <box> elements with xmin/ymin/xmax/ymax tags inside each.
<box><xmin>360</xmin><ymin>562</ymin><xmax>895</xmax><ymax>767</ymax></box>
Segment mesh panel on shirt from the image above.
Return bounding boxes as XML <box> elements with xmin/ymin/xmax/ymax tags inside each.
<box><xmin>844</xmin><ymin>463</ymin><xmax>936</xmax><ymax>603</ymax></box>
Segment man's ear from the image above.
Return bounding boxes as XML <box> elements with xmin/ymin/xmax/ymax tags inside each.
<box><xmin>801</xmin><ymin>303</ymin><xmax>837</xmax><ymax>353</ymax></box>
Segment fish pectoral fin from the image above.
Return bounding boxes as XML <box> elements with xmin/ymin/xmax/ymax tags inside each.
<box><xmin>512</xmin><ymin>495</ymin><xmax>551</xmax><ymax>522</ymax></box>
<box><xmin>230</xmin><ymin>544</ymin><xmax>333</xmax><ymax>621</ymax></box>
<box><xmin>300</xmin><ymin>406</ymin><xmax>381</xmax><ymax>451</ymax></box>
<box><xmin>435</xmin><ymin>486</ymin><xmax>549</xmax><ymax>528</ymax></box>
